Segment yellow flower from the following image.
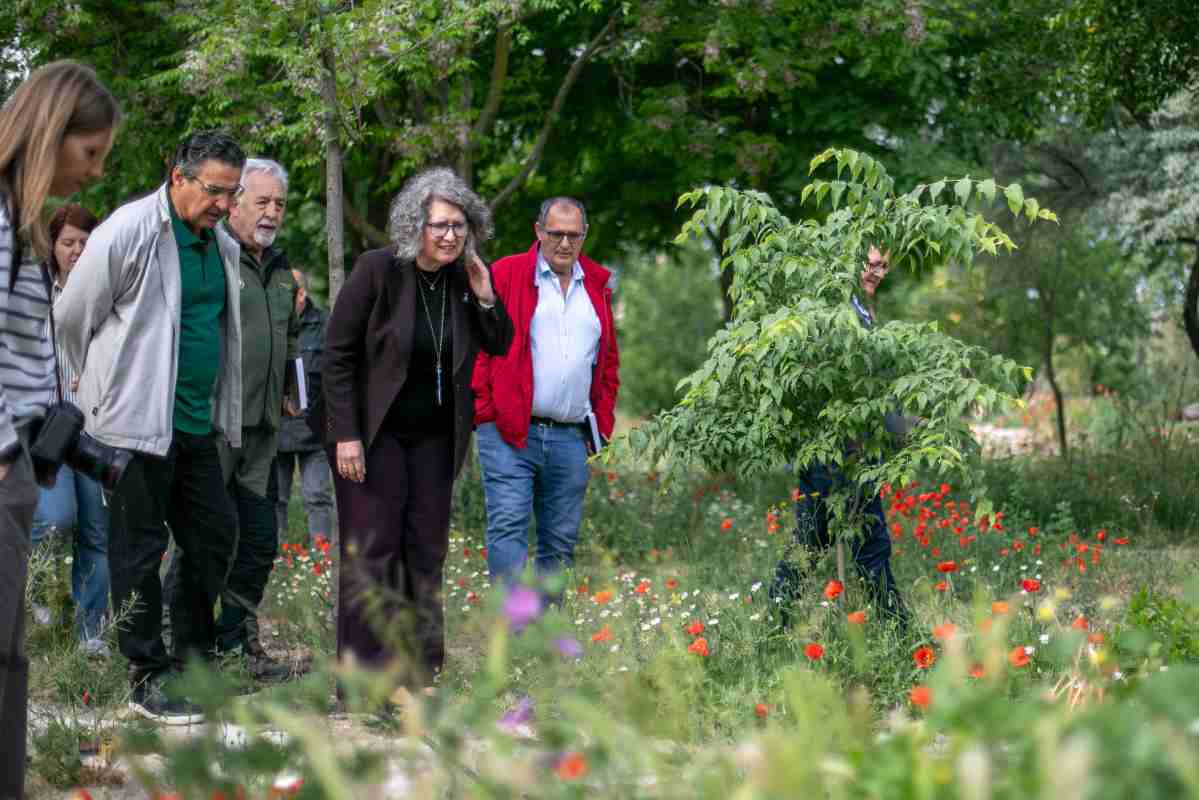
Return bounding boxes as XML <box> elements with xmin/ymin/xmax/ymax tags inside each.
<box><xmin>1054</xmin><ymin>587</ymin><xmax>1072</xmax><ymax>601</ymax></box>
<box><xmin>1036</xmin><ymin>601</ymin><xmax>1056</xmax><ymax>622</ymax></box>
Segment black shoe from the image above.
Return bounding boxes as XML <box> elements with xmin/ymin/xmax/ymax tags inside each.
<box><xmin>245</xmin><ymin>637</ymin><xmax>294</xmax><ymax>683</ymax></box>
<box><xmin>129</xmin><ymin>676</ymin><xmax>204</xmax><ymax>726</ymax></box>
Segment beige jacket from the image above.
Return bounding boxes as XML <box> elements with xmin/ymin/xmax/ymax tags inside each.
<box><xmin>56</xmin><ymin>184</ymin><xmax>243</xmax><ymax>456</ymax></box>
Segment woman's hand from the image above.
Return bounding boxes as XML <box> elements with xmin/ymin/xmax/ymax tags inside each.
<box><xmin>465</xmin><ymin>253</ymin><xmax>496</xmax><ymax>306</ymax></box>
<box><xmin>336</xmin><ymin>439</ymin><xmax>366</xmax><ymax>483</ymax></box>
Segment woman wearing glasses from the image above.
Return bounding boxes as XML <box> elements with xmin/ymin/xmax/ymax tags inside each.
<box><xmin>0</xmin><ymin>60</ymin><xmax>120</xmax><ymax>797</ymax></box>
<box><xmin>320</xmin><ymin>167</ymin><xmax>512</xmax><ymax>699</ymax></box>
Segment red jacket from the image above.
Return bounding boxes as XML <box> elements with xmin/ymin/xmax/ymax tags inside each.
<box><xmin>472</xmin><ymin>242</ymin><xmax>620</xmax><ymax>449</ymax></box>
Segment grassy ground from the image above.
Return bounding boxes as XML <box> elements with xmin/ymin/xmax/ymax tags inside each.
<box><xmin>23</xmin><ymin>443</ymin><xmax>1199</xmax><ymax>797</ymax></box>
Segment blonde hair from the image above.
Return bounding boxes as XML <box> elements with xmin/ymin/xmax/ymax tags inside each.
<box><xmin>0</xmin><ymin>61</ymin><xmax>120</xmax><ymax>260</ymax></box>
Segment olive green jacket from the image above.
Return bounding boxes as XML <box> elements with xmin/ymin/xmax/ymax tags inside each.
<box><xmin>230</xmin><ymin>229</ymin><xmax>299</xmax><ymax>431</ymax></box>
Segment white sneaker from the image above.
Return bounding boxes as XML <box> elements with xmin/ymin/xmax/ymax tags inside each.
<box><xmin>81</xmin><ymin>638</ymin><xmax>111</xmax><ymax>659</ymax></box>
<box><xmin>32</xmin><ymin>604</ymin><xmax>52</xmax><ymax>626</ymax></box>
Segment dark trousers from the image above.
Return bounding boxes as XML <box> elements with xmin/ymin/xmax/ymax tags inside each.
<box><xmin>331</xmin><ymin>431</ymin><xmax>453</xmax><ymax>687</ymax></box>
<box><xmin>0</xmin><ymin>434</ymin><xmax>38</xmax><ymax>800</ymax></box>
<box><xmin>771</xmin><ymin>462</ymin><xmax>908</xmax><ymax>625</ymax></box>
<box><xmin>214</xmin><ymin>466</ymin><xmax>278</xmax><ymax>652</ymax></box>
<box><xmin>108</xmin><ymin>430</ymin><xmax>237</xmax><ymax>684</ymax></box>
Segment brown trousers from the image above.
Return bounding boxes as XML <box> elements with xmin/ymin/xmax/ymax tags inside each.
<box><xmin>0</xmin><ymin>433</ymin><xmax>39</xmax><ymax>800</ymax></box>
<box><xmin>331</xmin><ymin>430</ymin><xmax>453</xmax><ymax>688</ymax></box>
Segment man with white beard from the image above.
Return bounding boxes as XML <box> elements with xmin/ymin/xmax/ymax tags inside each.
<box><xmin>213</xmin><ymin>157</ymin><xmax>300</xmax><ymax>681</ymax></box>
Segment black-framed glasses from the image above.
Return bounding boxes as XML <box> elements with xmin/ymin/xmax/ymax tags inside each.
<box><xmin>541</xmin><ymin>228</ymin><xmax>587</xmax><ymax>244</ymax></box>
<box><xmin>427</xmin><ymin>221</ymin><xmax>468</xmax><ymax>239</ymax></box>
<box><xmin>864</xmin><ymin>259</ymin><xmax>889</xmax><ymax>276</ymax></box>
<box><xmin>187</xmin><ymin>176</ymin><xmax>240</xmax><ymax>199</ymax></box>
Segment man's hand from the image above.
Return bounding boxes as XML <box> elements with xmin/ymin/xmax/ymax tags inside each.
<box><xmin>336</xmin><ymin>439</ymin><xmax>366</xmax><ymax>483</ymax></box>
<box><xmin>283</xmin><ymin>397</ymin><xmax>302</xmax><ymax>417</ymax></box>
<box><xmin>465</xmin><ymin>254</ymin><xmax>496</xmax><ymax>306</ymax></box>
<box><xmin>0</xmin><ymin>462</ymin><xmax>9</xmax><ymax>482</ymax></box>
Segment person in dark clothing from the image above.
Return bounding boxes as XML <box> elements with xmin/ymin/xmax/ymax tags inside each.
<box><xmin>211</xmin><ymin>157</ymin><xmax>301</xmax><ymax>680</ymax></box>
<box><xmin>770</xmin><ymin>246</ymin><xmax>910</xmax><ymax>629</ymax></box>
<box><xmin>320</xmin><ymin>167</ymin><xmax>513</xmax><ymax>695</ymax></box>
<box><xmin>59</xmin><ymin>131</ymin><xmax>246</xmax><ymax>725</ymax></box>
<box><xmin>275</xmin><ymin>268</ymin><xmax>334</xmax><ymax>543</ymax></box>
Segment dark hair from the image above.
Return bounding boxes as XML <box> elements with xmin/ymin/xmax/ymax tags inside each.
<box><xmin>537</xmin><ymin>196</ymin><xmax>588</xmax><ymax>227</ymax></box>
<box><xmin>48</xmin><ymin>203</ymin><xmax>99</xmax><ymax>277</ymax></box>
<box><xmin>172</xmin><ymin>130</ymin><xmax>246</xmax><ymax>177</ymax></box>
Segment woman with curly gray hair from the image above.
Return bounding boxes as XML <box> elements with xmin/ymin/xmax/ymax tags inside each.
<box><xmin>321</xmin><ymin>167</ymin><xmax>512</xmax><ymax>698</ymax></box>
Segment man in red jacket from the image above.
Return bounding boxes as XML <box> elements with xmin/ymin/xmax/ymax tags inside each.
<box><xmin>472</xmin><ymin>197</ymin><xmax>619</xmax><ymax>586</ymax></box>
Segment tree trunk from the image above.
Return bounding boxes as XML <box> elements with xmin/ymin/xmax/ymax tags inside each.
<box><xmin>1044</xmin><ymin>314</ymin><xmax>1068</xmax><ymax>458</ymax></box>
<box><xmin>321</xmin><ymin>46</ymin><xmax>346</xmax><ymax>308</ymax></box>
<box><xmin>1184</xmin><ymin>246</ymin><xmax>1199</xmax><ymax>363</ymax></box>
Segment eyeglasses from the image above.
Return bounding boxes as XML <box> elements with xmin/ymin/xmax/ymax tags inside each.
<box><xmin>187</xmin><ymin>176</ymin><xmax>241</xmax><ymax>199</ymax></box>
<box><xmin>864</xmin><ymin>260</ymin><xmax>889</xmax><ymax>276</ymax></box>
<box><xmin>540</xmin><ymin>229</ymin><xmax>587</xmax><ymax>244</ymax></box>
<box><xmin>427</xmin><ymin>221</ymin><xmax>468</xmax><ymax>239</ymax></box>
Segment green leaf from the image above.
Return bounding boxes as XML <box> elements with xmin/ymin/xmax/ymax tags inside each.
<box><xmin>1004</xmin><ymin>183</ymin><xmax>1025</xmax><ymax>216</ymax></box>
<box><xmin>1023</xmin><ymin>198</ymin><xmax>1040</xmax><ymax>223</ymax></box>
<box><xmin>954</xmin><ymin>177</ymin><xmax>972</xmax><ymax>205</ymax></box>
<box><xmin>928</xmin><ymin>180</ymin><xmax>946</xmax><ymax>203</ymax></box>
<box><xmin>977</xmin><ymin>178</ymin><xmax>997</xmax><ymax>204</ymax></box>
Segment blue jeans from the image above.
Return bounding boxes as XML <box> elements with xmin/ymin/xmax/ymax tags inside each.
<box><xmin>476</xmin><ymin>421</ymin><xmax>590</xmax><ymax>583</ymax></box>
<box><xmin>31</xmin><ymin>464</ymin><xmax>110</xmax><ymax>640</ymax></box>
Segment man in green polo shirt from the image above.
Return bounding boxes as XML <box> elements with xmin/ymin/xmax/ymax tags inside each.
<box><xmin>58</xmin><ymin>130</ymin><xmax>245</xmax><ymax>725</ymax></box>
<box><xmin>214</xmin><ymin>158</ymin><xmax>301</xmax><ymax>681</ymax></box>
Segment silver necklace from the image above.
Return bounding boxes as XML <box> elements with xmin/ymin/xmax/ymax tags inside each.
<box><xmin>416</xmin><ymin>271</ymin><xmax>448</xmax><ymax>405</ymax></box>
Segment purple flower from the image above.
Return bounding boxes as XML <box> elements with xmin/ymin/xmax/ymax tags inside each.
<box><xmin>498</xmin><ymin>695</ymin><xmax>534</xmax><ymax>734</ymax></box>
<box><xmin>554</xmin><ymin>637</ymin><xmax>583</xmax><ymax>660</ymax></box>
<box><xmin>504</xmin><ymin>585</ymin><xmax>543</xmax><ymax>631</ymax></box>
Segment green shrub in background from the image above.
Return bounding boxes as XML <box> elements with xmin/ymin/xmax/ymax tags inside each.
<box><xmin>615</xmin><ymin>245</ymin><xmax>726</xmax><ymax>419</ymax></box>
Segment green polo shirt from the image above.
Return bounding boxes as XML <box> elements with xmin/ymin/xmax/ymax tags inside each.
<box><xmin>168</xmin><ymin>195</ymin><xmax>226</xmax><ymax>435</ymax></box>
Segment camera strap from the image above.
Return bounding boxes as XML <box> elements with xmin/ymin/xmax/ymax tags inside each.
<box><xmin>39</xmin><ymin>261</ymin><xmax>64</xmax><ymax>405</ymax></box>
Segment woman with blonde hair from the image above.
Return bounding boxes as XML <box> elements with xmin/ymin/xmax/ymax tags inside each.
<box><xmin>0</xmin><ymin>60</ymin><xmax>120</xmax><ymax>798</ymax></box>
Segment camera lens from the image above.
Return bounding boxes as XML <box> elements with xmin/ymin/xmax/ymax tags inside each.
<box><xmin>68</xmin><ymin>432</ymin><xmax>133</xmax><ymax>492</ymax></box>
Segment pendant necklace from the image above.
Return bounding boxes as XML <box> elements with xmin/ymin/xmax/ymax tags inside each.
<box><xmin>416</xmin><ymin>268</ymin><xmax>448</xmax><ymax>405</ymax></box>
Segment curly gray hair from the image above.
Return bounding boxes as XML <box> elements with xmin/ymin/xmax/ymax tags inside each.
<box><xmin>388</xmin><ymin>167</ymin><xmax>493</xmax><ymax>262</ymax></box>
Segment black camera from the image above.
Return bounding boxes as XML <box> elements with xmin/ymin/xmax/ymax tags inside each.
<box><xmin>29</xmin><ymin>402</ymin><xmax>132</xmax><ymax>492</ymax></box>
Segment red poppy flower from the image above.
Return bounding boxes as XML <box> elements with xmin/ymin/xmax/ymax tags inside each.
<box><xmin>1114</xmin><ymin>537</ymin><xmax>1130</xmax><ymax>545</ymax></box>
<box><xmin>939</xmin><ymin>483</ymin><xmax>951</xmax><ymax>495</ymax></box>
<box><xmin>556</xmin><ymin>751</ymin><xmax>588</xmax><ymax>780</ymax></box>
<box><xmin>909</xmin><ymin>685</ymin><xmax>932</xmax><ymax>710</ymax></box>
<box><xmin>665</xmin><ymin>578</ymin><xmax>679</xmax><ymax>591</ymax></box>
<box><xmin>913</xmin><ymin>646</ymin><xmax>936</xmax><ymax>669</ymax></box>
<box><xmin>634</xmin><ymin>580</ymin><xmax>651</xmax><ymax>594</ymax></box>
<box><xmin>969</xmin><ymin>664</ymin><xmax>985</xmax><ymax>679</ymax></box>
<box><xmin>1088</xmin><ymin>632</ymin><xmax>1105</xmax><ymax>644</ymax></box>
<box><xmin>932</xmin><ymin>623</ymin><xmax>957</xmax><ymax>641</ymax></box>
<box><xmin>934</xmin><ymin>580</ymin><xmax>948</xmax><ymax>592</ymax></box>
<box><xmin>463</xmin><ymin>547</ymin><xmax>472</xmax><ymax>558</ymax></box>
<box><xmin>992</xmin><ymin>601</ymin><xmax>1010</xmax><ymax>615</ymax></box>
<box><xmin>804</xmin><ymin>642</ymin><xmax>824</xmax><ymax>661</ymax></box>
<box><xmin>1096</xmin><ymin>529</ymin><xmax>1106</xmax><ymax>542</ymax></box>
<box><xmin>1028</xmin><ymin>526</ymin><xmax>1038</xmax><ymax>537</ymax></box>
<box><xmin>1071</xmin><ymin>616</ymin><xmax>1089</xmax><ymax>630</ymax></box>
<box><xmin>592</xmin><ymin>590</ymin><xmax>613</xmax><ymax>605</ymax></box>
<box><xmin>823</xmin><ymin>580</ymin><xmax>844</xmax><ymax>600</ymax></box>
<box><xmin>1021</xmin><ymin>578</ymin><xmax>1042</xmax><ymax>593</ymax></box>
<box><xmin>720</xmin><ymin>518</ymin><xmax>733</xmax><ymax>531</ymax></box>
<box><xmin>755</xmin><ymin>702</ymin><xmax>769</xmax><ymax>719</ymax></box>
<box><xmin>936</xmin><ymin>561</ymin><xmax>958</xmax><ymax>573</ymax></box>
<box><xmin>847</xmin><ymin>611</ymin><xmax>867</xmax><ymax>625</ymax></box>
<box><xmin>688</xmin><ymin>637</ymin><xmax>710</xmax><ymax>657</ymax></box>
<box><xmin>1008</xmin><ymin>646</ymin><xmax>1030</xmax><ymax>667</ymax></box>
<box><xmin>686</xmin><ymin>621</ymin><xmax>705</xmax><ymax>636</ymax></box>
<box><xmin>591</xmin><ymin>625</ymin><xmax>613</xmax><ymax>642</ymax></box>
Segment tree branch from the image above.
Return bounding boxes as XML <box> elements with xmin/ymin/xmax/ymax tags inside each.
<box><xmin>470</xmin><ymin>23</ymin><xmax>512</xmax><ymax>144</ymax></box>
<box><xmin>489</xmin><ymin>13</ymin><xmax>620</xmax><ymax>211</ymax></box>
<box><xmin>342</xmin><ymin>196</ymin><xmax>391</xmax><ymax>249</ymax></box>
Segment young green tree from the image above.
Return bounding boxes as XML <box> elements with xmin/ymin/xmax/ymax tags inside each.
<box><xmin>614</xmin><ymin>148</ymin><xmax>1055</xmax><ymax>536</ymax></box>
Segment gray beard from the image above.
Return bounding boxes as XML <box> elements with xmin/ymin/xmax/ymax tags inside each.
<box><xmin>253</xmin><ymin>228</ymin><xmax>278</xmax><ymax>248</ymax></box>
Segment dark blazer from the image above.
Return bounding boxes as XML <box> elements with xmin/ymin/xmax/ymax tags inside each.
<box><xmin>320</xmin><ymin>247</ymin><xmax>514</xmax><ymax>478</ymax></box>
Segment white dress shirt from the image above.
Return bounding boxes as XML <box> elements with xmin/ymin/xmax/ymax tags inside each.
<box><xmin>530</xmin><ymin>254</ymin><xmax>601</xmax><ymax>423</ymax></box>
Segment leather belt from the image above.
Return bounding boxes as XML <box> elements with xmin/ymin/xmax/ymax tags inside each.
<box><xmin>530</xmin><ymin>416</ymin><xmax>581</xmax><ymax>428</ymax></box>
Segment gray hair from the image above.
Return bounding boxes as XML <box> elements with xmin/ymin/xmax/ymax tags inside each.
<box><xmin>537</xmin><ymin>196</ymin><xmax>588</xmax><ymax>227</ymax></box>
<box><xmin>172</xmin><ymin>130</ymin><xmax>245</xmax><ymax>177</ymax></box>
<box><xmin>388</xmin><ymin>167</ymin><xmax>493</xmax><ymax>262</ymax></box>
<box><xmin>241</xmin><ymin>157</ymin><xmax>289</xmax><ymax>193</ymax></box>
